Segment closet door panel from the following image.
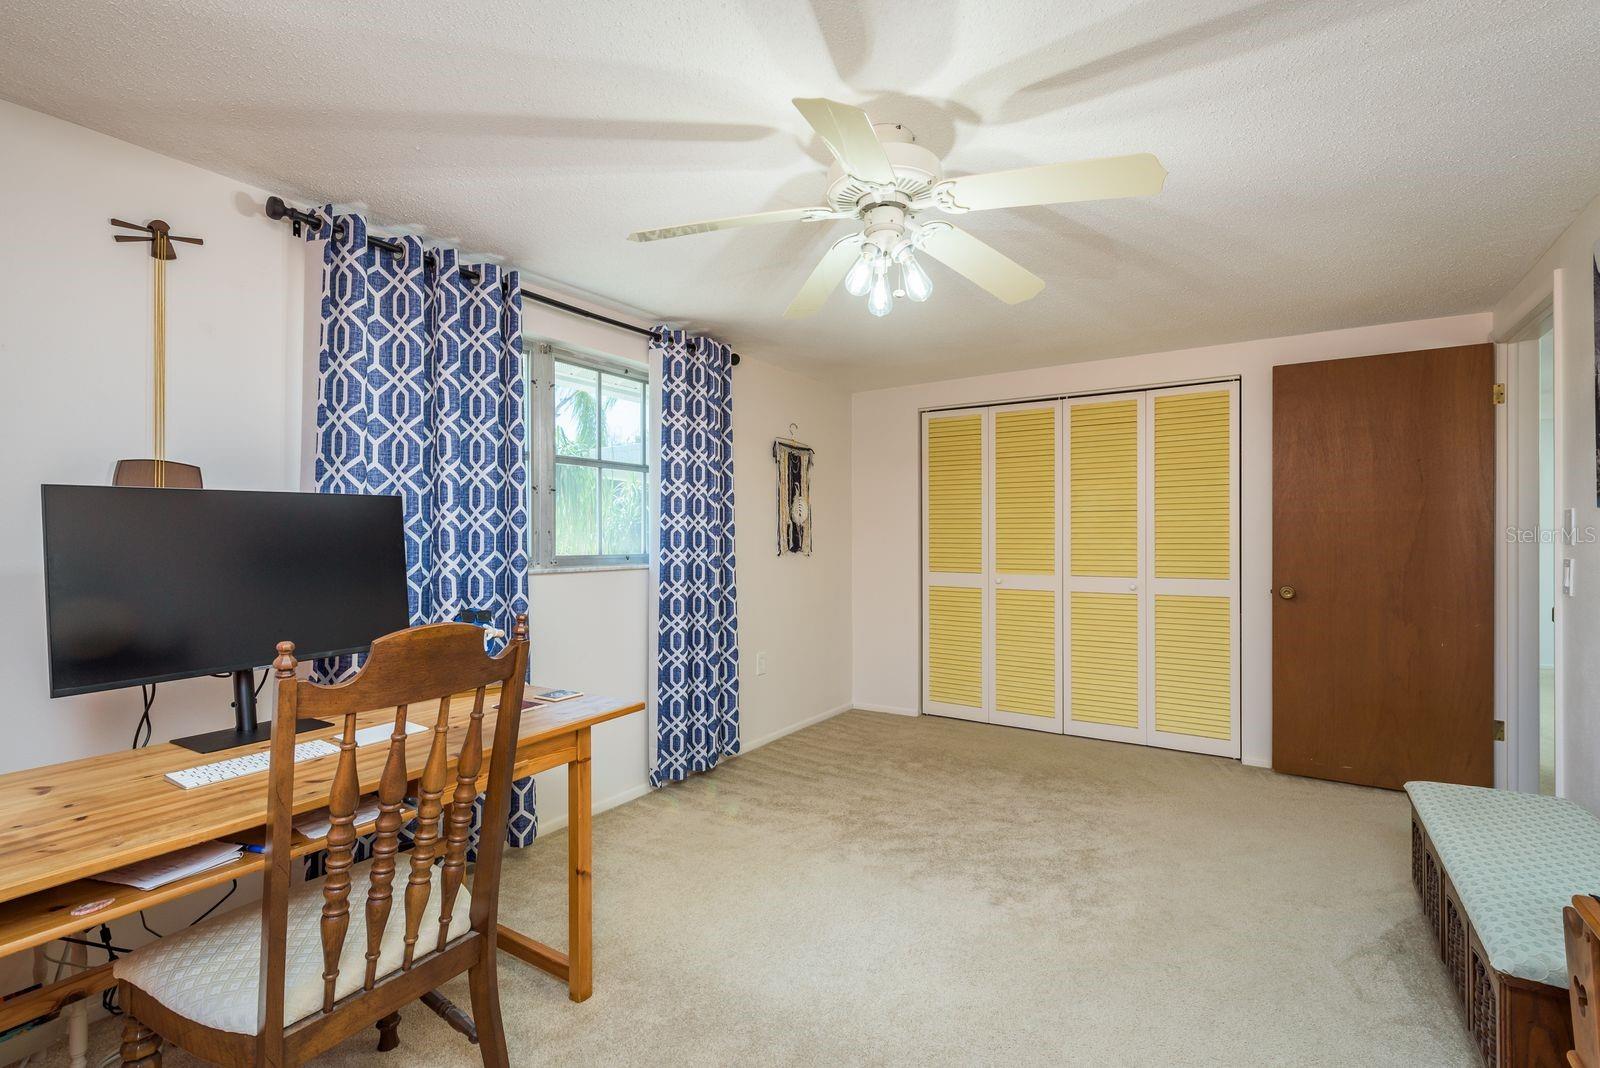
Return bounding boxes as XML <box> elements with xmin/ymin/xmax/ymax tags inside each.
<box><xmin>923</xmin><ymin>411</ymin><xmax>987</xmax><ymax>721</ymax></box>
<box><xmin>1065</xmin><ymin>396</ymin><xmax>1146</xmax><ymax>742</ymax></box>
<box><xmin>993</xmin><ymin>405</ymin><xmax>1057</xmax><ymax>575</ymax></box>
<box><xmin>1153</xmin><ymin>594</ymin><xmax>1232</xmax><ymax>740</ymax></box>
<box><xmin>926</xmin><ymin>413</ymin><xmax>984</xmax><ymax>574</ymax></box>
<box><xmin>1068</xmin><ymin>592</ymin><xmax>1141</xmax><ymax>731</ymax></box>
<box><xmin>1146</xmin><ymin>385</ymin><xmax>1239</xmax><ymax>757</ymax></box>
<box><xmin>994</xmin><ymin>588</ymin><xmax>1057</xmax><ymax>719</ymax></box>
<box><xmin>1153</xmin><ymin>389</ymin><xmax>1232</xmax><ymax>579</ymax></box>
<box><xmin>1068</xmin><ymin>398</ymin><xmax>1140</xmax><ymax>579</ymax></box>
<box><xmin>989</xmin><ymin>402</ymin><xmax>1062</xmax><ymax>731</ymax></box>
<box><xmin>927</xmin><ymin>585</ymin><xmax>984</xmax><ymax>710</ymax></box>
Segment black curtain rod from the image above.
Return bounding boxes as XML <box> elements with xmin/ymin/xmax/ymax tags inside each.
<box><xmin>264</xmin><ymin>196</ymin><xmax>739</xmax><ymax>366</ymax></box>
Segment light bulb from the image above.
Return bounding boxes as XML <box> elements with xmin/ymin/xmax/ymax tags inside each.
<box><xmin>867</xmin><ymin>262</ymin><xmax>893</xmax><ymax>317</ymax></box>
<box><xmin>843</xmin><ymin>250</ymin><xmax>874</xmax><ymax>297</ymax></box>
<box><xmin>898</xmin><ymin>250</ymin><xmax>933</xmax><ymax>302</ymax></box>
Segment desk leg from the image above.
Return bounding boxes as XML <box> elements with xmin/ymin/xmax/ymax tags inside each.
<box><xmin>567</xmin><ymin>727</ymin><xmax>593</xmax><ymax>1002</ymax></box>
<box><xmin>66</xmin><ymin>937</ymin><xmax>87</xmax><ymax>1068</ymax></box>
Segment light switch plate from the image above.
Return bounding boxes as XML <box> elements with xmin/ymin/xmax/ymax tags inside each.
<box><xmin>757</xmin><ymin>652</ymin><xmax>769</xmax><ymax>676</ymax></box>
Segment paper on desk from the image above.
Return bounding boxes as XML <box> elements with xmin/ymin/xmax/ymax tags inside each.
<box><xmin>293</xmin><ymin>797</ymin><xmax>383</xmax><ymax>841</ymax></box>
<box><xmin>98</xmin><ymin>841</ymin><xmax>245</xmax><ymax>892</ymax></box>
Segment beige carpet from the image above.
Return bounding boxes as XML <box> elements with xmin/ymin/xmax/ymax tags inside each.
<box><xmin>49</xmin><ymin>711</ymin><xmax>1475</xmax><ymax>1066</ymax></box>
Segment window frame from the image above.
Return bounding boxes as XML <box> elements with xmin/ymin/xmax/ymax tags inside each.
<box><xmin>527</xmin><ymin>339</ymin><xmax>650</xmax><ymax>570</ymax></box>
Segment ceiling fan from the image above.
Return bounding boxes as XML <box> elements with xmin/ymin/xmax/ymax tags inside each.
<box><xmin>628</xmin><ymin>97</ymin><xmax>1166</xmax><ymax>319</ymax></box>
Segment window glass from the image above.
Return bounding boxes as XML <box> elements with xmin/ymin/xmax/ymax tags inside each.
<box><xmin>601</xmin><ymin>373</ymin><xmax>645</xmax><ymax>465</ymax></box>
<box><xmin>538</xmin><ymin>349</ymin><xmax>649</xmax><ymax>566</ymax></box>
<box><xmin>554</xmin><ymin>363</ymin><xmax>599</xmax><ymax>458</ymax></box>
<box><xmin>602</xmin><ymin>467</ymin><xmax>645</xmax><ymax>556</ymax></box>
<box><xmin>554</xmin><ymin>463</ymin><xmax>598</xmax><ymax>557</ymax></box>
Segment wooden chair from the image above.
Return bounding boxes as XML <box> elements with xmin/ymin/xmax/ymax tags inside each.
<box><xmin>1567</xmin><ymin>895</ymin><xmax>1600</xmax><ymax>1068</ymax></box>
<box><xmin>113</xmin><ymin>617</ymin><xmax>529</xmax><ymax>1067</ymax></box>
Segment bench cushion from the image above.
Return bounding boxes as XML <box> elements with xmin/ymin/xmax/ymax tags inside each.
<box><xmin>1405</xmin><ymin>780</ymin><xmax>1600</xmax><ymax>986</ymax></box>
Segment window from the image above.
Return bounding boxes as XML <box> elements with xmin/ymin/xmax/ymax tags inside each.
<box><xmin>527</xmin><ymin>341</ymin><xmax>649</xmax><ymax>568</ymax></box>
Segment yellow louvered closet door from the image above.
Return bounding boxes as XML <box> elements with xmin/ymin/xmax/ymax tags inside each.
<box><xmin>1064</xmin><ymin>396</ymin><xmax>1146</xmax><ymax>744</ymax></box>
<box><xmin>923</xmin><ymin>411</ymin><xmax>987</xmax><ymax>721</ymax></box>
<box><xmin>1146</xmin><ymin>384</ymin><xmax>1239</xmax><ymax>757</ymax></box>
<box><xmin>989</xmin><ymin>402</ymin><xmax>1061</xmax><ymax>732</ymax></box>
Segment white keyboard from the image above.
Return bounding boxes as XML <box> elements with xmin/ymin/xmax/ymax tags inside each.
<box><xmin>164</xmin><ymin>739</ymin><xmax>340</xmax><ymax>790</ymax></box>
<box><xmin>345</xmin><ymin>721</ymin><xmax>427</xmax><ymax>748</ymax></box>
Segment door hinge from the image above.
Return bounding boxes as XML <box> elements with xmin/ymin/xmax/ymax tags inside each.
<box><xmin>1493</xmin><ymin>383</ymin><xmax>1506</xmax><ymax>405</ymax></box>
<box><xmin>1494</xmin><ymin>719</ymin><xmax>1506</xmax><ymax>742</ymax></box>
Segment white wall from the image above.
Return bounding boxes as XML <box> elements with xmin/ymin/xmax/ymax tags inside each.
<box><xmin>851</xmin><ymin>313</ymin><xmax>1493</xmax><ymax>767</ymax></box>
<box><xmin>0</xmin><ymin>98</ymin><xmax>856</xmax><ymax>999</ymax></box>
<box><xmin>730</xmin><ymin>356</ymin><xmax>855</xmax><ymax>744</ymax></box>
<box><xmin>1493</xmin><ymin>191</ymin><xmax>1600</xmax><ymax>813</ymax></box>
<box><xmin>0</xmin><ymin>97</ymin><xmax>307</xmax><ymax>770</ymax></box>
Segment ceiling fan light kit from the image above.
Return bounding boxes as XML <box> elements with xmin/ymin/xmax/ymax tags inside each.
<box><xmin>628</xmin><ymin>97</ymin><xmax>1166</xmax><ymax>321</ymax></box>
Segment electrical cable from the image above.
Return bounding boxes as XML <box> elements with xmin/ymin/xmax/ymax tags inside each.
<box><xmin>131</xmin><ymin>685</ymin><xmax>156</xmax><ymax>749</ymax></box>
<box><xmin>190</xmin><ymin>880</ymin><xmax>237</xmax><ymax>926</ymax></box>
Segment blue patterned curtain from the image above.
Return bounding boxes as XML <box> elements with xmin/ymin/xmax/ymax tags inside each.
<box><xmin>305</xmin><ymin>209</ymin><xmax>536</xmax><ymax>855</ymax></box>
<box><xmin>651</xmin><ymin>328</ymin><xmax>740</xmax><ymax>786</ymax></box>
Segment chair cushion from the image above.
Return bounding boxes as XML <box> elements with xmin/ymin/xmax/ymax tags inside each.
<box><xmin>114</xmin><ymin>859</ymin><xmax>473</xmax><ymax>1034</ymax></box>
<box><xmin>1405</xmin><ymin>780</ymin><xmax>1600</xmax><ymax>985</ymax></box>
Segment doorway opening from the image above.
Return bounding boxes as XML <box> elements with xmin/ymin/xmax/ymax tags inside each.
<box><xmin>1504</xmin><ymin>309</ymin><xmax>1559</xmax><ymax>795</ymax></box>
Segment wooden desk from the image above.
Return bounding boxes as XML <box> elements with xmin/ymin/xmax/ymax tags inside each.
<box><xmin>0</xmin><ymin>689</ymin><xmax>642</xmax><ymax>1035</ymax></box>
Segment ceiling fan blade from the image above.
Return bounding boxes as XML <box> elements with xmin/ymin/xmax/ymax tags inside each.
<box><xmin>628</xmin><ymin>206</ymin><xmax>840</xmax><ymax>243</ymax></box>
<box><xmin>784</xmin><ymin>235</ymin><xmax>865</xmax><ymax>319</ymax></box>
<box><xmin>934</xmin><ymin>153</ymin><xmax>1167</xmax><ymax>213</ymax></box>
<box><xmin>918</xmin><ymin>224</ymin><xmax>1044</xmax><ymax>304</ymax></box>
<box><xmin>791</xmin><ymin>97</ymin><xmax>897</xmax><ymax>185</ymax></box>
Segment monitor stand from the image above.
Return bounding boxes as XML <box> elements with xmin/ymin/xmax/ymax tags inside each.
<box><xmin>171</xmin><ymin>668</ymin><xmax>332</xmax><ymax>754</ymax></box>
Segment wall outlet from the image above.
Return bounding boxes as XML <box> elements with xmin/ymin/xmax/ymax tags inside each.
<box><xmin>756</xmin><ymin>652</ymin><xmax>768</xmax><ymax>676</ymax></box>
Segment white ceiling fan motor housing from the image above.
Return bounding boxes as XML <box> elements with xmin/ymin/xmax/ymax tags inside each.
<box><xmin>824</xmin><ymin>124</ymin><xmax>943</xmax><ymax>217</ymax></box>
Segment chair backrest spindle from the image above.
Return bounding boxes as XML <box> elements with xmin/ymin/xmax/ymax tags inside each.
<box><xmin>437</xmin><ymin>685</ymin><xmax>487</xmax><ymax>952</ymax></box>
<box><xmin>319</xmin><ymin>710</ymin><xmax>361</xmax><ymax>1013</ymax></box>
<box><xmin>403</xmin><ymin>694</ymin><xmax>453</xmax><ymax>968</ymax></box>
<box><xmin>361</xmin><ymin>704</ymin><xmax>410</xmax><ymax>990</ymax></box>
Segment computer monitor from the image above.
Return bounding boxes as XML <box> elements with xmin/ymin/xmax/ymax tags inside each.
<box><xmin>41</xmin><ymin>485</ymin><xmax>410</xmax><ymax>752</ymax></box>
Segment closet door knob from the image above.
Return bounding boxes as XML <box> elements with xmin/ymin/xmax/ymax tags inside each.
<box><xmin>1278</xmin><ymin>585</ymin><xmax>1296</xmax><ymax>600</ymax></box>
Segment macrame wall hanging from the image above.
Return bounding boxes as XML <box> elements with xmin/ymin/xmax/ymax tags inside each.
<box><xmin>773</xmin><ymin>424</ymin><xmax>814</xmax><ymax>556</ymax></box>
<box><xmin>110</xmin><ymin>217</ymin><xmax>205</xmax><ymax>489</ymax></box>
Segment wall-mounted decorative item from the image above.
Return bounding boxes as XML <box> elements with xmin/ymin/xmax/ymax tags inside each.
<box><xmin>110</xmin><ymin>217</ymin><xmax>204</xmax><ymax>488</ymax></box>
<box><xmin>774</xmin><ymin>423</ymin><xmax>814</xmax><ymax>556</ymax></box>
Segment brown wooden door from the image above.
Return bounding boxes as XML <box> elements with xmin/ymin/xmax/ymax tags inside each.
<box><xmin>1272</xmin><ymin>345</ymin><xmax>1494</xmax><ymax>789</ymax></box>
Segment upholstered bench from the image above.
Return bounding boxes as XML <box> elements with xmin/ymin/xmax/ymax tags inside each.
<box><xmin>1406</xmin><ymin>781</ymin><xmax>1600</xmax><ymax>1067</ymax></box>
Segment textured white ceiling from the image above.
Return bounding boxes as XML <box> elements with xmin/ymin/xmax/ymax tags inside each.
<box><xmin>2</xmin><ymin>0</ymin><xmax>1597</xmax><ymax>389</ymax></box>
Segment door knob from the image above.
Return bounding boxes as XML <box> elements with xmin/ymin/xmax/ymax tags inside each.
<box><xmin>1278</xmin><ymin>585</ymin><xmax>1296</xmax><ymax>600</ymax></box>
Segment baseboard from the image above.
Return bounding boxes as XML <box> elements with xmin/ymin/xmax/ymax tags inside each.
<box><xmin>530</xmin><ymin>703</ymin><xmax>853</xmax><ymax>835</ymax></box>
<box><xmin>531</xmin><ymin>780</ymin><xmax>653</xmax><ymax>836</ymax></box>
<box><xmin>852</xmin><ymin>702</ymin><xmax>919</xmax><ymax>717</ymax></box>
<box><xmin>741</xmin><ymin>702</ymin><xmax>854</xmax><ymax>751</ymax></box>
<box><xmin>1242</xmin><ymin>755</ymin><xmax>1271</xmax><ymax>769</ymax></box>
